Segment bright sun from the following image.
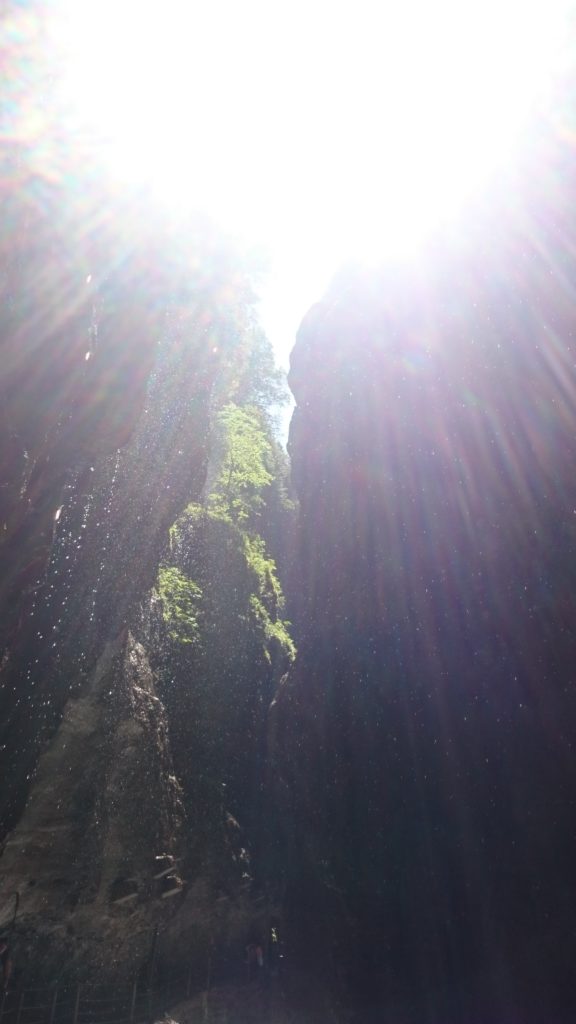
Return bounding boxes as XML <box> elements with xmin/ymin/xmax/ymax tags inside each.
<box><xmin>52</xmin><ymin>0</ymin><xmax>568</xmax><ymax>244</ymax></box>
<box><xmin>48</xmin><ymin>0</ymin><xmax>569</xmax><ymax>314</ymax></box>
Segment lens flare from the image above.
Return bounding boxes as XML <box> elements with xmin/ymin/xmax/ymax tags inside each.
<box><xmin>46</xmin><ymin>0</ymin><xmax>569</xmax><ymax>261</ymax></box>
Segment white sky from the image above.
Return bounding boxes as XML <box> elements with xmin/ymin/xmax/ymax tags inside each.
<box><xmin>49</xmin><ymin>0</ymin><xmax>572</xmax><ymax>381</ymax></box>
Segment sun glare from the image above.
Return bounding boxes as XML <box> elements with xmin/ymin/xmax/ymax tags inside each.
<box><xmin>50</xmin><ymin>0</ymin><xmax>569</xmax><ymax>267</ymax></box>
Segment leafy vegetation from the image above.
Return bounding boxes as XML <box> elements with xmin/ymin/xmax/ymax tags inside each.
<box><xmin>157</xmin><ymin>322</ymin><xmax>295</xmax><ymax>666</ymax></box>
<box><xmin>154</xmin><ymin>310</ymin><xmax>295</xmax><ymax>843</ymax></box>
<box><xmin>243</xmin><ymin>533</ymin><xmax>296</xmax><ymax>662</ymax></box>
<box><xmin>156</xmin><ymin>566</ymin><xmax>202</xmax><ymax>645</ymax></box>
<box><xmin>207</xmin><ymin>403</ymin><xmax>273</xmax><ymax>524</ymax></box>
<box><xmin>213</xmin><ymin>320</ymin><xmax>290</xmax><ymax>415</ymax></box>
<box><xmin>162</xmin><ymin>506</ymin><xmax>294</xmax><ymax>666</ymax></box>
<box><xmin>159</xmin><ymin>346</ymin><xmax>296</xmax><ymax>662</ymax></box>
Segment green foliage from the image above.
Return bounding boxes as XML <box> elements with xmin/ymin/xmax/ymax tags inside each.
<box><xmin>162</xmin><ymin>506</ymin><xmax>295</xmax><ymax>664</ymax></box>
<box><xmin>213</xmin><ymin>322</ymin><xmax>289</xmax><ymax>415</ymax></box>
<box><xmin>249</xmin><ymin>594</ymin><xmax>295</xmax><ymax>664</ymax></box>
<box><xmin>243</xmin><ymin>533</ymin><xmax>281</xmax><ymax>604</ymax></box>
<box><xmin>159</xmin><ymin>294</ymin><xmax>295</xmax><ymax>675</ymax></box>
<box><xmin>232</xmin><ymin>326</ymin><xmax>290</xmax><ymax>410</ymax></box>
<box><xmin>208</xmin><ymin>403</ymin><xmax>273</xmax><ymax>523</ymax></box>
<box><xmin>168</xmin><ymin>500</ymin><xmax>225</xmax><ymax>550</ymax></box>
<box><xmin>155</xmin><ymin>300</ymin><xmax>295</xmax><ymax>836</ymax></box>
<box><xmin>156</xmin><ymin>566</ymin><xmax>202</xmax><ymax>645</ymax></box>
<box><xmin>244</xmin><ymin>534</ymin><xmax>296</xmax><ymax>662</ymax></box>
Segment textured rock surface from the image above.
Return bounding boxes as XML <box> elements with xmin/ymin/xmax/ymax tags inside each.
<box><xmin>0</xmin><ymin>632</ymin><xmax>183</xmax><ymax>983</ymax></box>
<box><xmin>275</xmin><ymin>183</ymin><xmax>576</xmax><ymax>1020</ymax></box>
<box><xmin>0</xmin><ymin>170</ymin><xmax>267</xmax><ymax>985</ymax></box>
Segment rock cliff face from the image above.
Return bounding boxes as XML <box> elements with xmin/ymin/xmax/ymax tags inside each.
<box><xmin>276</xmin><ymin>185</ymin><xmax>576</xmax><ymax>1020</ymax></box>
<box><xmin>1</xmin><ymin>632</ymin><xmax>183</xmax><ymax>983</ymax></box>
<box><xmin>0</xmin><ymin>177</ymin><xmax>270</xmax><ymax>984</ymax></box>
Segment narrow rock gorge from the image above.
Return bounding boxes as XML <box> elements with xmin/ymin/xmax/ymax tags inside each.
<box><xmin>3</xmin><ymin>41</ymin><xmax>576</xmax><ymax>1024</ymax></box>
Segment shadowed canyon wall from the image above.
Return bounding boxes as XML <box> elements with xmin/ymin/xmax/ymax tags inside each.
<box><xmin>0</xmin><ymin>170</ymin><xmax>285</xmax><ymax>985</ymax></box>
<box><xmin>4</xmin><ymin>23</ymin><xmax>576</xmax><ymax>1019</ymax></box>
<box><xmin>274</xmin><ymin>157</ymin><xmax>576</xmax><ymax>1022</ymax></box>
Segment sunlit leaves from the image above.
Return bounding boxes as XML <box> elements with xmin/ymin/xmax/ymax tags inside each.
<box><xmin>207</xmin><ymin>403</ymin><xmax>272</xmax><ymax>523</ymax></box>
<box><xmin>244</xmin><ymin>534</ymin><xmax>295</xmax><ymax>663</ymax></box>
<box><xmin>156</xmin><ymin>565</ymin><xmax>202</xmax><ymax>645</ymax></box>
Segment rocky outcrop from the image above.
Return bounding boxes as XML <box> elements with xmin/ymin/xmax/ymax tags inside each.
<box><xmin>0</xmin><ymin>185</ymin><xmax>164</xmax><ymax>661</ymax></box>
<box><xmin>0</xmin><ymin>162</ymin><xmax>267</xmax><ymax>985</ymax></box>
<box><xmin>153</xmin><ymin>501</ymin><xmax>294</xmax><ymax>881</ymax></box>
<box><xmin>0</xmin><ymin>159</ymin><xmax>252</xmax><ymax>815</ymax></box>
<box><xmin>275</xmin><ymin>177</ymin><xmax>576</xmax><ymax>1020</ymax></box>
<box><xmin>0</xmin><ymin>614</ymin><xmax>266</xmax><ymax>989</ymax></box>
<box><xmin>0</xmin><ymin>631</ymin><xmax>183</xmax><ymax>984</ymax></box>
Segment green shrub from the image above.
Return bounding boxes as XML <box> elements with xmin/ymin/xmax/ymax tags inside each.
<box><xmin>156</xmin><ymin>566</ymin><xmax>202</xmax><ymax>645</ymax></box>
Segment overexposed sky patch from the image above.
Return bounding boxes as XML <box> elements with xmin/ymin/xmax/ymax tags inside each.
<box><xmin>48</xmin><ymin>0</ymin><xmax>571</xmax><ymax>367</ymax></box>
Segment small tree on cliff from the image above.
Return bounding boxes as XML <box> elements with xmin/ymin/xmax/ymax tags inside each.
<box><xmin>213</xmin><ymin>322</ymin><xmax>289</xmax><ymax>415</ymax></box>
<box><xmin>207</xmin><ymin>403</ymin><xmax>272</xmax><ymax>524</ymax></box>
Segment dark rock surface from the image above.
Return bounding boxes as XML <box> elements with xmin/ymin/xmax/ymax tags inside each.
<box><xmin>274</xmin><ymin>164</ymin><xmax>576</xmax><ymax>1021</ymax></box>
<box><xmin>0</xmin><ymin>631</ymin><xmax>183</xmax><ymax>983</ymax></box>
<box><xmin>0</xmin><ymin>174</ymin><xmax>268</xmax><ymax>985</ymax></box>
